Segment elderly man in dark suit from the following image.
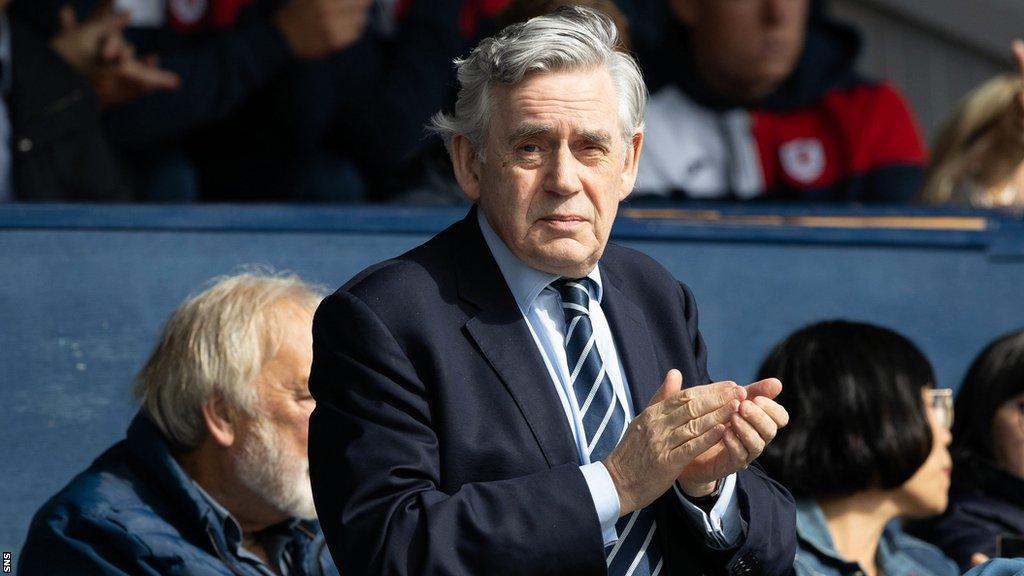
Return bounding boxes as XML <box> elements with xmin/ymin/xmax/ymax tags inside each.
<box><xmin>308</xmin><ymin>7</ymin><xmax>796</xmax><ymax>575</ymax></box>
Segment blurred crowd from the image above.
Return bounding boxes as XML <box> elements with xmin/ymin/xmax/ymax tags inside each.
<box><xmin>0</xmin><ymin>0</ymin><xmax>1022</xmax><ymax>208</ymax></box>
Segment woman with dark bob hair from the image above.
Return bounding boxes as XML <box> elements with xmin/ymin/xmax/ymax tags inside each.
<box><xmin>908</xmin><ymin>328</ymin><xmax>1024</xmax><ymax>570</ymax></box>
<box><xmin>757</xmin><ymin>320</ymin><xmax>957</xmax><ymax>576</ymax></box>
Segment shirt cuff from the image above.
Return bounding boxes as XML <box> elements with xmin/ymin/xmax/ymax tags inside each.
<box><xmin>580</xmin><ymin>462</ymin><xmax>620</xmax><ymax>546</ymax></box>
<box><xmin>673</xmin><ymin>474</ymin><xmax>744</xmax><ymax>549</ymax></box>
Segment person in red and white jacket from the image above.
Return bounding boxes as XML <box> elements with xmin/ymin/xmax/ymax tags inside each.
<box><xmin>635</xmin><ymin>0</ymin><xmax>926</xmax><ymax>203</ymax></box>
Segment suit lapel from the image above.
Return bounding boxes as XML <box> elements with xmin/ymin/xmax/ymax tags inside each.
<box><xmin>600</xmin><ymin>264</ymin><xmax>664</xmax><ymax>415</ymax></box>
<box><xmin>457</xmin><ymin>208</ymin><xmax>580</xmax><ymax>468</ymax></box>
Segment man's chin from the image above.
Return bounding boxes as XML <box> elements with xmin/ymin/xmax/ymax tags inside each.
<box><xmin>527</xmin><ymin>243</ymin><xmax>601</xmax><ymax>277</ymax></box>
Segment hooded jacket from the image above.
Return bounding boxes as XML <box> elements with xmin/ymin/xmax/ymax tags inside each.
<box><xmin>18</xmin><ymin>413</ymin><xmax>338</xmax><ymax>576</ymax></box>
<box><xmin>634</xmin><ymin>0</ymin><xmax>925</xmax><ymax>202</ymax></box>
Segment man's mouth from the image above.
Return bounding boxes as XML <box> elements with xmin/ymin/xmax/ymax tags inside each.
<box><xmin>539</xmin><ymin>215</ymin><xmax>587</xmax><ymax>230</ymax></box>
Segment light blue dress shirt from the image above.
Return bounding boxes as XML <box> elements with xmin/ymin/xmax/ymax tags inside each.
<box><xmin>477</xmin><ymin>209</ymin><xmax>742</xmax><ymax>549</ymax></box>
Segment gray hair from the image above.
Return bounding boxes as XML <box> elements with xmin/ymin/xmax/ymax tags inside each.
<box><xmin>134</xmin><ymin>270</ymin><xmax>323</xmax><ymax>451</ymax></box>
<box><xmin>429</xmin><ymin>5</ymin><xmax>646</xmax><ymax>158</ymax></box>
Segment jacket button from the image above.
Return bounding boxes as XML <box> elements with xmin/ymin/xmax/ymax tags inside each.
<box><xmin>17</xmin><ymin>138</ymin><xmax>32</xmax><ymax>152</ymax></box>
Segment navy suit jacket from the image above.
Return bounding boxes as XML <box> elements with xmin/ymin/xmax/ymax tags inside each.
<box><xmin>308</xmin><ymin>207</ymin><xmax>796</xmax><ymax>575</ymax></box>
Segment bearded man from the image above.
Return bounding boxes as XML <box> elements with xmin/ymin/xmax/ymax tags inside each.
<box><xmin>20</xmin><ymin>272</ymin><xmax>336</xmax><ymax>576</ymax></box>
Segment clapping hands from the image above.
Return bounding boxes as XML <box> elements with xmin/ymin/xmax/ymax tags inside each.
<box><xmin>604</xmin><ymin>369</ymin><xmax>789</xmax><ymax>516</ymax></box>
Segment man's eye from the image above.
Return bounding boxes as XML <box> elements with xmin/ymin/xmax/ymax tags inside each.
<box><xmin>519</xmin><ymin>144</ymin><xmax>541</xmax><ymax>154</ymax></box>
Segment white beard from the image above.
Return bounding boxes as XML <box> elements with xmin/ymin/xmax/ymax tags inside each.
<box><xmin>235</xmin><ymin>416</ymin><xmax>317</xmax><ymax>520</ymax></box>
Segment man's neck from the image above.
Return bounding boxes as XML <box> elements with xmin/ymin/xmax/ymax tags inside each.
<box><xmin>818</xmin><ymin>494</ymin><xmax>899</xmax><ymax>576</ymax></box>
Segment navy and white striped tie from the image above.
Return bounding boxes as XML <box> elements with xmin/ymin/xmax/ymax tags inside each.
<box><xmin>553</xmin><ymin>278</ymin><xmax>664</xmax><ymax>576</ymax></box>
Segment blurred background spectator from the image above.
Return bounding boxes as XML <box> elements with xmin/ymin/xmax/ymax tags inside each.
<box><xmin>0</xmin><ymin>0</ymin><xmax>177</xmax><ymax>201</ymax></box>
<box><xmin>757</xmin><ymin>320</ymin><xmax>957</xmax><ymax>576</ymax></box>
<box><xmin>908</xmin><ymin>328</ymin><xmax>1024</xmax><ymax>570</ymax></box>
<box><xmin>920</xmin><ymin>42</ymin><xmax>1024</xmax><ymax>209</ymax></box>
<box><xmin>634</xmin><ymin>0</ymin><xmax>926</xmax><ymax>203</ymax></box>
<box><xmin>4</xmin><ymin>0</ymin><xmax>1024</xmax><ymax>205</ymax></box>
<box><xmin>9</xmin><ymin>0</ymin><xmax>477</xmax><ymax>202</ymax></box>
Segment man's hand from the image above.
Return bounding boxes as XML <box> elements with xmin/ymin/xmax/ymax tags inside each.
<box><xmin>603</xmin><ymin>370</ymin><xmax>742</xmax><ymax>516</ymax></box>
<box><xmin>49</xmin><ymin>3</ymin><xmax>180</xmax><ymax>109</ymax></box>
<box><xmin>274</xmin><ymin>0</ymin><xmax>372</xmax><ymax>60</ymax></box>
<box><xmin>677</xmin><ymin>378</ymin><xmax>789</xmax><ymax>494</ymax></box>
<box><xmin>90</xmin><ymin>48</ymin><xmax>181</xmax><ymax>109</ymax></box>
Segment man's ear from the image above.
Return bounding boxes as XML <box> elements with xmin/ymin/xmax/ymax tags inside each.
<box><xmin>619</xmin><ymin>131</ymin><xmax>644</xmax><ymax>201</ymax></box>
<box><xmin>201</xmin><ymin>395</ymin><xmax>237</xmax><ymax>448</ymax></box>
<box><xmin>668</xmin><ymin>0</ymin><xmax>698</xmax><ymax>26</ymax></box>
<box><xmin>451</xmin><ymin>134</ymin><xmax>483</xmax><ymax>202</ymax></box>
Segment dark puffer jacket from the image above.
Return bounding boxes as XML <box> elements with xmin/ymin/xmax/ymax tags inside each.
<box><xmin>18</xmin><ymin>413</ymin><xmax>338</xmax><ymax>575</ymax></box>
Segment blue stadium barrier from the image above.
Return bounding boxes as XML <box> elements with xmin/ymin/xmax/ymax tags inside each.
<box><xmin>1</xmin><ymin>202</ymin><xmax>1023</xmax><ymax>558</ymax></box>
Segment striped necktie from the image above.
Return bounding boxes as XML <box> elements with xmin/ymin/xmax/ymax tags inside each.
<box><xmin>552</xmin><ymin>278</ymin><xmax>664</xmax><ymax>576</ymax></box>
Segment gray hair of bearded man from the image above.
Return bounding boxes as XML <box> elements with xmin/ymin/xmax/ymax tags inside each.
<box><xmin>134</xmin><ymin>271</ymin><xmax>323</xmax><ymax>451</ymax></box>
<box><xmin>428</xmin><ymin>5</ymin><xmax>646</xmax><ymax>160</ymax></box>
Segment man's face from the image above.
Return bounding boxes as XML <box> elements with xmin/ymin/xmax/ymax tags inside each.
<box><xmin>233</xmin><ymin>303</ymin><xmax>317</xmax><ymax>521</ymax></box>
<box><xmin>671</xmin><ymin>0</ymin><xmax>810</xmax><ymax>101</ymax></box>
<box><xmin>456</xmin><ymin>68</ymin><xmax>642</xmax><ymax>278</ymax></box>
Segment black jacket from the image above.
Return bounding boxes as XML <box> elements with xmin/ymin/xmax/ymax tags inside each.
<box><xmin>7</xmin><ymin>16</ymin><xmax>128</xmax><ymax>201</ymax></box>
<box><xmin>308</xmin><ymin>206</ymin><xmax>797</xmax><ymax>575</ymax></box>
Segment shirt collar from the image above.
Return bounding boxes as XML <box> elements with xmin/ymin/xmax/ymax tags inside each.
<box><xmin>795</xmin><ymin>498</ymin><xmax>846</xmax><ymax>562</ymax></box>
<box><xmin>192</xmin><ymin>480</ymin><xmax>246</xmax><ymax>546</ymax></box>
<box><xmin>795</xmin><ymin>498</ymin><xmax>945</xmax><ymax>576</ymax></box>
<box><xmin>191</xmin><ymin>480</ymin><xmax>299</xmax><ymax>572</ymax></box>
<box><xmin>477</xmin><ymin>207</ymin><xmax>603</xmax><ymax>313</ymax></box>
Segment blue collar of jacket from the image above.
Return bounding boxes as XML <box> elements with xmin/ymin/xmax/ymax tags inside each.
<box><xmin>124</xmin><ymin>412</ymin><xmax>322</xmax><ymax>572</ymax></box>
<box><xmin>795</xmin><ymin>498</ymin><xmax>958</xmax><ymax>576</ymax></box>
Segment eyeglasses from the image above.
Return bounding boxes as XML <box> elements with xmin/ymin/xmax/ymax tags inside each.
<box><xmin>926</xmin><ymin>388</ymin><xmax>954</xmax><ymax>430</ymax></box>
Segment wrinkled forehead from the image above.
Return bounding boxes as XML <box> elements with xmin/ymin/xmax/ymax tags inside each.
<box><xmin>488</xmin><ymin>68</ymin><xmax>623</xmax><ymax>140</ymax></box>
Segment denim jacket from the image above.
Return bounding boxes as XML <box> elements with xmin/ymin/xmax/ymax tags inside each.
<box><xmin>794</xmin><ymin>499</ymin><xmax>959</xmax><ymax>576</ymax></box>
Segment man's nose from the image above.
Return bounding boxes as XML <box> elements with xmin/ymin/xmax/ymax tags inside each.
<box><xmin>545</xmin><ymin>143</ymin><xmax>582</xmax><ymax>196</ymax></box>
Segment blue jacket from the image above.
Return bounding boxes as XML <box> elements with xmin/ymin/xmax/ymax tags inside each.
<box><xmin>18</xmin><ymin>413</ymin><xmax>338</xmax><ymax>576</ymax></box>
<box><xmin>793</xmin><ymin>499</ymin><xmax>958</xmax><ymax>576</ymax></box>
<box><xmin>965</xmin><ymin>559</ymin><xmax>1024</xmax><ymax>576</ymax></box>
